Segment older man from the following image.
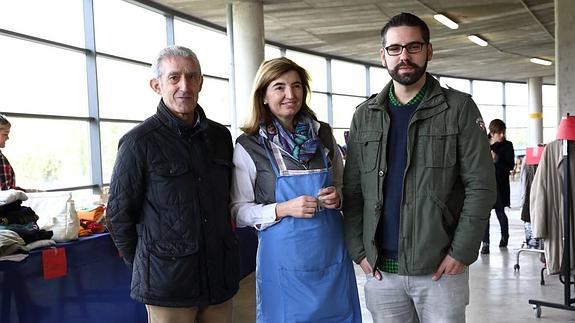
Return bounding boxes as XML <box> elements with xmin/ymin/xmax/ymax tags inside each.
<box><xmin>107</xmin><ymin>45</ymin><xmax>239</xmax><ymax>323</ymax></box>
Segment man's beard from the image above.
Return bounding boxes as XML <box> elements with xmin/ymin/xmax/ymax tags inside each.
<box><xmin>388</xmin><ymin>59</ymin><xmax>428</xmax><ymax>86</ymax></box>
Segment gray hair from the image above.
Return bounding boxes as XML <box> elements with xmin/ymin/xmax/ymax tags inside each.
<box><xmin>151</xmin><ymin>45</ymin><xmax>202</xmax><ymax>79</ymax></box>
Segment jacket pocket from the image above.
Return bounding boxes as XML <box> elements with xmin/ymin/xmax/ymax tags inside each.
<box><xmin>146</xmin><ymin>240</ymin><xmax>200</xmax><ymax>298</ymax></box>
<box><xmin>150</xmin><ymin>162</ymin><xmax>192</xmax><ymax>205</ymax></box>
<box><xmin>354</xmin><ymin>130</ymin><xmax>383</xmax><ymax>172</ymax></box>
<box><xmin>153</xmin><ymin>162</ymin><xmax>189</xmax><ymax>177</ymax></box>
<box><xmin>418</xmin><ymin>128</ymin><xmax>457</xmax><ymax>168</ymax></box>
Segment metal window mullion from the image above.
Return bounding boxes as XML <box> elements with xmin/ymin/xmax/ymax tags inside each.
<box><xmin>83</xmin><ymin>0</ymin><xmax>103</xmax><ymax>194</ymax></box>
<box><xmin>166</xmin><ymin>14</ymin><xmax>175</xmax><ymax>46</ymax></box>
<box><xmin>326</xmin><ymin>58</ymin><xmax>333</xmax><ymax>126</ymax></box>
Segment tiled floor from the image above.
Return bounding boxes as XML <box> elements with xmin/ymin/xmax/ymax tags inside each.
<box><xmin>234</xmin><ymin>180</ymin><xmax>575</xmax><ymax>322</ymax></box>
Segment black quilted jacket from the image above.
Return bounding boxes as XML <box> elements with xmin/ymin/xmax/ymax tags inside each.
<box><xmin>107</xmin><ymin>100</ymin><xmax>239</xmax><ymax>307</ymax></box>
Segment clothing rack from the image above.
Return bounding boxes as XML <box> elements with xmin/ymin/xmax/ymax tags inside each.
<box><xmin>514</xmin><ymin>146</ymin><xmax>546</xmax><ymax>285</ymax></box>
<box><xmin>529</xmin><ymin>114</ymin><xmax>575</xmax><ymax>318</ymax></box>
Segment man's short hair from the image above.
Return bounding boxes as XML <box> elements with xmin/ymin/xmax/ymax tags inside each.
<box><xmin>380</xmin><ymin>12</ymin><xmax>430</xmax><ymax>46</ymax></box>
<box><xmin>151</xmin><ymin>45</ymin><xmax>202</xmax><ymax>79</ymax></box>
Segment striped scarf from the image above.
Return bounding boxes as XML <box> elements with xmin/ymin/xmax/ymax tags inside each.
<box><xmin>264</xmin><ymin>115</ymin><xmax>318</xmax><ymax>164</ymax></box>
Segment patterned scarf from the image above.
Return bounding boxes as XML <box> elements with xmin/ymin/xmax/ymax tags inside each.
<box><xmin>264</xmin><ymin>115</ymin><xmax>318</xmax><ymax>164</ymax></box>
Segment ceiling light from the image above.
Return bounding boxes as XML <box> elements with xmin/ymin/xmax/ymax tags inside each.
<box><xmin>530</xmin><ymin>57</ymin><xmax>552</xmax><ymax>66</ymax></box>
<box><xmin>468</xmin><ymin>35</ymin><xmax>488</xmax><ymax>47</ymax></box>
<box><xmin>433</xmin><ymin>14</ymin><xmax>459</xmax><ymax>29</ymax></box>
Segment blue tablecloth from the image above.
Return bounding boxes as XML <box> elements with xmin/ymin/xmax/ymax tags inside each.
<box><xmin>0</xmin><ymin>233</ymin><xmax>146</xmax><ymax>323</ymax></box>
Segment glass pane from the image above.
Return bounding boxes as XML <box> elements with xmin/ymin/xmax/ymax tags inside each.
<box><xmin>198</xmin><ymin>77</ymin><xmax>230</xmax><ymax>125</ymax></box>
<box><xmin>543</xmin><ymin>106</ymin><xmax>558</xmax><ymax>127</ymax></box>
<box><xmin>309</xmin><ymin>93</ymin><xmax>328</xmax><ymax>123</ymax></box>
<box><xmin>505</xmin><ymin>83</ymin><xmax>528</xmax><ymax>106</ymax></box>
<box><xmin>3</xmin><ymin>118</ymin><xmax>91</xmax><ymax>189</ymax></box>
<box><xmin>100</xmin><ymin>122</ymin><xmax>139</xmax><ymax>184</ymax></box>
<box><xmin>0</xmin><ymin>36</ymin><xmax>88</xmax><ymax>116</ymax></box>
<box><xmin>97</xmin><ymin>57</ymin><xmax>157</xmax><ymax>120</ymax></box>
<box><xmin>543</xmin><ymin>127</ymin><xmax>557</xmax><ymax>144</ymax></box>
<box><xmin>174</xmin><ymin>19</ymin><xmax>229</xmax><ymax>78</ymax></box>
<box><xmin>265</xmin><ymin>45</ymin><xmax>282</xmax><ymax>60</ymax></box>
<box><xmin>94</xmin><ymin>0</ymin><xmax>166</xmax><ymax>62</ymax></box>
<box><xmin>0</xmin><ymin>0</ymin><xmax>84</xmax><ymax>47</ymax></box>
<box><xmin>331</xmin><ymin>60</ymin><xmax>366</xmax><ymax>96</ymax></box>
<box><xmin>332</xmin><ymin>129</ymin><xmax>349</xmax><ymax>149</ymax></box>
<box><xmin>477</xmin><ymin>105</ymin><xmax>503</xmax><ymax>128</ymax></box>
<box><xmin>285</xmin><ymin>50</ymin><xmax>327</xmax><ymax>92</ymax></box>
<box><xmin>472</xmin><ymin>80</ymin><xmax>503</xmax><ymax>105</ymax></box>
<box><xmin>370</xmin><ymin>66</ymin><xmax>391</xmax><ymax>95</ymax></box>
<box><xmin>542</xmin><ymin>85</ymin><xmax>556</xmax><ymax>107</ymax></box>
<box><xmin>505</xmin><ymin>128</ymin><xmax>527</xmax><ymax>150</ymax></box>
<box><xmin>332</xmin><ymin>95</ymin><xmax>365</xmax><ymax>128</ymax></box>
<box><xmin>439</xmin><ymin>77</ymin><xmax>471</xmax><ymax>94</ymax></box>
<box><xmin>505</xmin><ymin>105</ymin><xmax>527</xmax><ymax>128</ymax></box>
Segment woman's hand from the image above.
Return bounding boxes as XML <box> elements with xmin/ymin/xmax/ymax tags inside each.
<box><xmin>275</xmin><ymin>195</ymin><xmax>318</xmax><ymax>220</ymax></box>
<box><xmin>317</xmin><ymin>186</ymin><xmax>340</xmax><ymax>209</ymax></box>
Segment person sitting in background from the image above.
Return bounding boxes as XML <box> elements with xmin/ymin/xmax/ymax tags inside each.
<box><xmin>0</xmin><ymin>114</ymin><xmax>16</xmax><ymax>191</ymax></box>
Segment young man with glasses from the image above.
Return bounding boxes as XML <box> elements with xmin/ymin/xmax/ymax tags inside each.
<box><xmin>343</xmin><ymin>12</ymin><xmax>496</xmax><ymax>322</ymax></box>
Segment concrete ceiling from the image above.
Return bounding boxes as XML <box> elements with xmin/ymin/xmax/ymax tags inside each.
<box><xmin>144</xmin><ymin>0</ymin><xmax>556</xmax><ymax>84</ymax></box>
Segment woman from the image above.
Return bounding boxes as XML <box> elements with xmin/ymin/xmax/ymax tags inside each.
<box><xmin>480</xmin><ymin>119</ymin><xmax>515</xmax><ymax>254</ymax></box>
<box><xmin>231</xmin><ymin>58</ymin><xmax>361</xmax><ymax>322</ymax></box>
<box><xmin>0</xmin><ymin>115</ymin><xmax>17</xmax><ymax>191</ymax></box>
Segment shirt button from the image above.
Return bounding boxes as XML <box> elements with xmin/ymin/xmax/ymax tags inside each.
<box><xmin>378</xmin><ymin>170</ymin><xmax>384</xmax><ymax>176</ymax></box>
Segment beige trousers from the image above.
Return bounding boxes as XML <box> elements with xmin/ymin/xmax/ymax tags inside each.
<box><xmin>146</xmin><ymin>298</ymin><xmax>233</xmax><ymax>323</ymax></box>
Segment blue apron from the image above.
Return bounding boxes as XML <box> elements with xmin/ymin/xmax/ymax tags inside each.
<box><xmin>256</xmin><ymin>139</ymin><xmax>361</xmax><ymax>323</ymax></box>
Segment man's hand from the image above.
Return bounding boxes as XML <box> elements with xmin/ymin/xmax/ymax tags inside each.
<box><xmin>359</xmin><ymin>257</ymin><xmax>381</xmax><ymax>280</ymax></box>
<box><xmin>432</xmin><ymin>254</ymin><xmax>466</xmax><ymax>281</ymax></box>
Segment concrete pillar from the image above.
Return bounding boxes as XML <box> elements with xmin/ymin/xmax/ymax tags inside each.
<box><xmin>556</xmin><ymin>0</ymin><xmax>575</xmax><ymax>120</ymax></box>
<box><xmin>229</xmin><ymin>0</ymin><xmax>265</xmax><ymax>134</ymax></box>
<box><xmin>528</xmin><ymin>77</ymin><xmax>543</xmax><ymax>146</ymax></box>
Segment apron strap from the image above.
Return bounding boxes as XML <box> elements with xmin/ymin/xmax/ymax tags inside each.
<box><xmin>261</xmin><ymin>136</ymin><xmax>331</xmax><ymax>177</ymax></box>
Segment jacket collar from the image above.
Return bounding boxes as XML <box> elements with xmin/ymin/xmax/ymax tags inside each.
<box><xmin>368</xmin><ymin>73</ymin><xmax>445</xmax><ymax>112</ymax></box>
<box><xmin>155</xmin><ymin>99</ymin><xmax>208</xmax><ymax>137</ymax></box>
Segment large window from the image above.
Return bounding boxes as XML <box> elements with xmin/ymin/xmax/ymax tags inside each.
<box><xmin>440</xmin><ymin>77</ymin><xmax>471</xmax><ymax>94</ymax></box>
<box><xmin>331</xmin><ymin>60</ymin><xmax>366</xmax><ymax>96</ymax></box>
<box><xmin>0</xmin><ymin>0</ymin><xmax>558</xmax><ymax>192</ymax></box>
<box><xmin>0</xmin><ymin>36</ymin><xmax>88</xmax><ymax>117</ymax></box>
<box><xmin>174</xmin><ymin>20</ymin><xmax>229</xmax><ymax>78</ymax></box>
<box><xmin>97</xmin><ymin>57</ymin><xmax>157</xmax><ymax>120</ymax></box>
<box><xmin>0</xmin><ymin>0</ymin><xmax>85</xmax><ymax>47</ymax></box>
<box><xmin>286</xmin><ymin>50</ymin><xmax>327</xmax><ymax>92</ymax></box>
<box><xmin>93</xmin><ymin>0</ymin><xmax>166</xmax><ymax>62</ymax></box>
<box><xmin>370</xmin><ymin>66</ymin><xmax>391</xmax><ymax>95</ymax></box>
<box><xmin>4</xmin><ymin>118</ymin><xmax>91</xmax><ymax>190</ymax></box>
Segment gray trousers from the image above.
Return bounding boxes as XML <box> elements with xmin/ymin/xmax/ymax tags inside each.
<box><xmin>365</xmin><ymin>270</ymin><xmax>469</xmax><ymax>323</ymax></box>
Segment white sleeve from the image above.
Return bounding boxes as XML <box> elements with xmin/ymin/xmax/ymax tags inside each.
<box><xmin>330</xmin><ymin>136</ymin><xmax>344</xmax><ymax>207</ymax></box>
<box><xmin>230</xmin><ymin>143</ymin><xmax>279</xmax><ymax>230</ymax></box>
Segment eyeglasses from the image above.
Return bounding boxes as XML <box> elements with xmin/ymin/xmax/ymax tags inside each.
<box><xmin>384</xmin><ymin>42</ymin><xmax>426</xmax><ymax>56</ymax></box>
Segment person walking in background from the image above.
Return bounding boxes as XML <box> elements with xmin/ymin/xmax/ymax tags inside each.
<box><xmin>231</xmin><ymin>57</ymin><xmax>361</xmax><ymax>322</ymax></box>
<box><xmin>480</xmin><ymin>119</ymin><xmax>515</xmax><ymax>254</ymax></box>
<box><xmin>343</xmin><ymin>12</ymin><xmax>496</xmax><ymax>323</ymax></box>
<box><xmin>106</xmin><ymin>45</ymin><xmax>239</xmax><ymax>323</ymax></box>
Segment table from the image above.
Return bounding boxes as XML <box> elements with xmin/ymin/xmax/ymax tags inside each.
<box><xmin>0</xmin><ymin>233</ymin><xmax>146</xmax><ymax>323</ymax></box>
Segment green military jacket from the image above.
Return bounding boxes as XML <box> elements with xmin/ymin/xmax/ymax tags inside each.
<box><xmin>342</xmin><ymin>74</ymin><xmax>497</xmax><ymax>275</ymax></box>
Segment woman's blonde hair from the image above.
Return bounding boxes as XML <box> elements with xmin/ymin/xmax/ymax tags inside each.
<box><xmin>0</xmin><ymin>114</ymin><xmax>11</xmax><ymax>132</ymax></box>
<box><xmin>241</xmin><ymin>57</ymin><xmax>316</xmax><ymax>135</ymax></box>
